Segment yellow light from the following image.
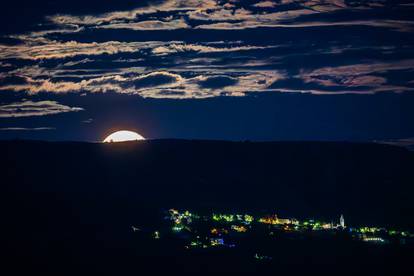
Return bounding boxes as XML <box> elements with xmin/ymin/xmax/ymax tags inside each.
<box><xmin>103</xmin><ymin>130</ymin><xmax>145</xmax><ymax>143</ymax></box>
<box><xmin>231</xmin><ymin>225</ymin><xmax>247</xmax><ymax>232</ymax></box>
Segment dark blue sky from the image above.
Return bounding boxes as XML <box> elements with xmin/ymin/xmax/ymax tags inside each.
<box><xmin>0</xmin><ymin>0</ymin><xmax>413</xmax><ymax>143</ymax></box>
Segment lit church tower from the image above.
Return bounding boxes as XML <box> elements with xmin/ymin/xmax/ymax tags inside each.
<box><xmin>340</xmin><ymin>214</ymin><xmax>345</xmax><ymax>229</ymax></box>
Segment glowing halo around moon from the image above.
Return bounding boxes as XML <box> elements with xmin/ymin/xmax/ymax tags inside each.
<box><xmin>103</xmin><ymin>130</ymin><xmax>145</xmax><ymax>143</ymax></box>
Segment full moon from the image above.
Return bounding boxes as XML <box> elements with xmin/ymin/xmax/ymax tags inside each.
<box><xmin>103</xmin><ymin>130</ymin><xmax>145</xmax><ymax>143</ymax></box>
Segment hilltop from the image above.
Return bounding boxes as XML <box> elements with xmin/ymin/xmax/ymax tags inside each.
<box><xmin>2</xmin><ymin>139</ymin><xmax>413</xmax><ymax>227</ymax></box>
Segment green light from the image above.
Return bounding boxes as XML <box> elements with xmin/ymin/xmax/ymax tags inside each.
<box><xmin>244</xmin><ymin>214</ymin><xmax>254</xmax><ymax>223</ymax></box>
<box><xmin>212</xmin><ymin>214</ymin><xmax>234</xmax><ymax>222</ymax></box>
<box><xmin>172</xmin><ymin>225</ymin><xmax>184</xmax><ymax>232</ymax></box>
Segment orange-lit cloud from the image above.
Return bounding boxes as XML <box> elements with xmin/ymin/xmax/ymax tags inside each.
<box><xmin>0</xmin><ymin>100</ymin><xmax>83</xmax><ymax>118</ymax></box>
<box><xmin>0</xmin><ymin>40</ymin><xmax>155</xmax><ymax>60</ymax></box>
<box><xmin>0</xmin><ymin>0</ymin><xmax>413</xmax><ymax>100</ymax></box>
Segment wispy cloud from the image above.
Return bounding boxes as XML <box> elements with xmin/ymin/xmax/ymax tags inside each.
<box><xmin>81</xmin><ymin>118</ymin><xmax>93</xmax><ymax>124</ymax></box>
<box><xmin>375</xmin><ymin>137</ymin><xmax>414</xmax><ymax>149</ymax></box>
<box><xmin>39</xmin><ymin>0</ymin><xmax>413</xmax><ymax>33</ymax></box>
<box><xmin>0</xmin><ymin>39</ymin><xmax>273</xmax><ymax>61</ymax></box>
<box><xmin>0</xmin><ymin>69</ymin><xmax>285</xmax><ymax>98</ymax></box>
<box><xmin>0</xmin><ymin>40</ymin><xmax>159</xmax><ymax>60</ymax></box>
<box><xmin>0</xmin><ymin>0</ymin><xmax>413</xmax><ymax>99</ymax></box>
<box><xmin>151</xmin><ymin>43</ymin><xmax>273</xmax><ymax>56</ymax></box>
<box><xmin>294</xmin><ymin>59</ymin><xmax>414</xmax><ymax>93</ymax></box>
<box><xmin>252</xmin><ymin>1</ymin><xmax>278</xmax><ymax>8</ymax></box>
<box><xmin>0</xmin><ymin>100</ymin><xmax>83</xmax><ymax>118</ymax></box>
<box><xmin>96</xmin><ymin>19</ymin><xmax>190</xmax><ymax>31</ymax></box>
<box><xmin>194</xmin><ymin>19</ymin><xmax>414</xmax><ymax>32</ymax></box>
<box><xmin>0</xmin><ymin>127</ymin><xmax>55</xmax><ymax>131</ymax></box>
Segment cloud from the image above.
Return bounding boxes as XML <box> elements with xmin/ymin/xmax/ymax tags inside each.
<box><xmin>47</xmin><ymin>0</ymin><xmax>218</xmax><ymax>27</ymax></box>
<box><xmin>187</xmin><ymin>7</ymin><xmax>254</xmax><ymax>22</ymax></box>
<box><xmin>0</xmin><ymin>100</ymin><xmax>83</xmax><ymax>118</ymax></box>
<box><xmin>40</xmin><ymin>0</ymin><xmax>413</xmax><ymax>34</ymax></box>
<box><xmin>2</xmin><ymin>53</ymin><xmax>413</xmax><ymax>97</ymax></box>
<box><xmin>266</xmin><ymin>59</ymin><xmax>414</xmax><ymax>94</ymax></box>
<box><xmin>197</xmin><ymin>75</ymin><xmax>238</xmax><ymax>89</ymax></box>
<box><xmin>151</xmin><ymin>43</ymin><xmax>272</xmax><ymax>56</ymax></box>
<box><xmin>252</xmin><ymin>1</ymin><xmax>277</xmax><ymax>8</ymax></box>
<box><xmin>195</xmin><ymin>19</ymin><xmax>414</xmax><ymax>32</ymax></box>
<box><xmin>376</xmin><ymin>137</ymin><xmax>414</xmax><ymax>149</ymax></box>
<box><xmin>130</xmin><ymin>71</ymin><xmax>182</xmax><ymax>88</ymax></box>
<box><xmin>0</xmin><ymin>37</ymin><xmax>272</xmax><ymax>62</ymax></box>
<box><xmin>0</xmin><ymin>127</ymin><xmax>55</xmax><ymax>131</ymax></box>
<box><xmin>0</xmin><ymin>61</ymin><xmax>12</xmax><ymax>68</ymax></box>
<box><xmin>190</xmin><ymin>7</ymin><xmax>318</xmax><ymax>27</ymax></box>
<box><xmin>0</xmin><ymin>71</ymin><xmax>184</xmax><ymax>94</ymax></box>
<box><xmin>0</xmin><ymin>40</ymin><xmax>156</xmax><ymax>60</ymax></box>
<box><xmin>0</xmin><ymin>0</ymin><xmax>413</xmax><ymax>100</ymax></box>
<box><xmin>301</xmin><ymin>59</ymin><xmax>414</xmax><ymax>78</ymax></box>
<box><xmin>96</xmin><ymin>19</ymin><xmax>190</xmax><ymax>31</ymax></box>
<box><xmin>0</xmin><ymin>68</ymin><xmax>287</xmax><ymax>98</ymax></box>
<box><xmin>82</xmin><ymin>118</ymin><xmax>93</xmax><ymax>124</ymax></box>
<box><xmin>0</xmin><ymin>77</ymin><xmax>83</xmax><ymax>93</ymax></box>
<box><xmin>62</xmin><ymin>58</ymin><xmax>94</xmax><ymax>67</ymax></box>
<box><xmin>295</xmin><ymin>60</ymin><xmax>414</xmax><ymax>93</ymax></box>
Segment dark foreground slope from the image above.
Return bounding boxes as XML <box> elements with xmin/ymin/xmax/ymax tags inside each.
<box><xmin>2</xmin><ymin>139</ymin><xmax>413</xmax><ymax>226</ymax></box>
<box><xmin>1</xmin><ymin>140</ymin><xmax>414</xmax><ymax>275</ymax></box>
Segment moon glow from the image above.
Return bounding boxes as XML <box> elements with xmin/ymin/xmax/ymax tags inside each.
<box><xmin>103</xmin><ymin>130</ymin><xmax>145</xmax><ymax>143</ymax></box>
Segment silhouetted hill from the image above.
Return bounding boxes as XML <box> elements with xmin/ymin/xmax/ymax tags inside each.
<box><xmin>2</xmin><ymin>139</ymin><xmax>413</xmax><ymax>227</ymax></box>
<box><xmin>1</xmin><ymin>140</ymin><xmax>414</xmax><ymax>275</ymax></box>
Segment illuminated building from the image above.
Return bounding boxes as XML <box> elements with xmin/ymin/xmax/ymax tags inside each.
<box><xmin>169</xmin><ymin>209</ymin><xmax>179</xmax><ymax>215</ymax></box>
<box><xmin>212</xmin><ymin>213</ymin><xmax>253</xmax><ymax>224</ymax></box>
<box><xmin>231</xmin><ymin>225</ymin><xmax>247</xmax><ymax>232</ymax></box>
<box><xmin>358</xmin><ymin>227</ymin><xmax>380</xmax><ymax>234</ymax></box>
<box><xmin>210</xmin><ymin>238</ymin><xmax>225</xmax><ymax>246</ymax></box>
<box><xmin>211</xmin><ymin>228</ymin><xmax>219</xmax><ymax>235</ymax></box>
<box><xmin>172</xmin><ymin>225</ymin><xmax>184</xmax><ymax>232</ymax></box>
<box><xmin>212</xmin><ymin>214</ymin><xmax>234</xmax><ymax>222</ymax></box>
<box><xmin>322</xmin><ymin>223</ymin><xmax>332</xmax><ymax>230</ymax></box>
<box><xmin>168</xmin><ymin>209</ymin><xmax>194</xmax><ymax>232</ymax></box>
<box><xmin>210</xmin><ymin>228</ymin><xmax>228</xmax><ymax>235</ymax></box>
<box><xmin>362</xmin><ymin>236</ymin><xmax>387</xmax><ymax>243</ymax></box>
<box><xmin>244</xmin><ymin>214</ymin><xmax>254</xmax><ymax>224</ymax></box>
<box><xmin>340</xmin><ymin>214</ymin><xmax>345</xmax><ymax>229</ymax></box>
<box><xmin>259</xmin><ymin>215</ymin><xmax>291</xmax><ymax>225</ymax></box>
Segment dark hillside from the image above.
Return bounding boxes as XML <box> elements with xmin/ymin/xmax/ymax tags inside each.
<box><xmin>1</xmin><ymin>140</ymin><xmax>414</xmax><ymax>275</ymax></box>
<box><xmin>2</xmin><ymin>140</ymin><xmax>413</xmax><ymax>227</ymax></box>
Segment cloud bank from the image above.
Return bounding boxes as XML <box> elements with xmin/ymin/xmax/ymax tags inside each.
<box><xmin>0</xmin><ymin>0</ymin><xmax>413</xmax><ymax>99</ymax></box>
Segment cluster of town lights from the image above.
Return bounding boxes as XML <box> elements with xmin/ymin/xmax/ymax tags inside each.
<box><xmin>135</xmin><ymin>208</ymin><xmax>413</xmax><ymax>260</ymax></box>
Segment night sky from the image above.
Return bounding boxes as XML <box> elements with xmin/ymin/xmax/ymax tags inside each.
<box><xmin>0</xmin><ymin>0</ymin><xmax>413</xmax><ymax>143</ymax></box>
